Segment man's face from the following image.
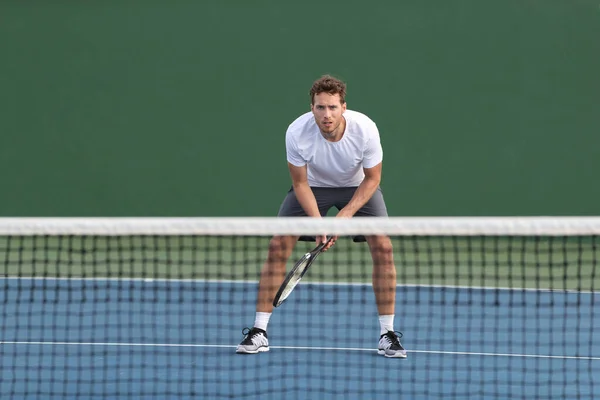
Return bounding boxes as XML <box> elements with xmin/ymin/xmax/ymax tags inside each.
<box><xmin>311</xmin><ymin>92</ymin><xmax>346</xmax><ymax>137</ymax></box>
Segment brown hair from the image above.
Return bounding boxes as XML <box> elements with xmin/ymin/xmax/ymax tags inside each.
<box><xmin>309</xmin><ymin>75</ymin><xmax>347</xmax><ymax>104</ymax></box>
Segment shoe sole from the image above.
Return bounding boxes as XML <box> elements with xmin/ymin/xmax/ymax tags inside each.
<box><xmin>236</xmin><ymin>346</ymin><xmax>270</xmax><ymax>354</ymax></box>
<box><xmin>378</xmin><ymin>349</ymin><xmax>407</xmax><ymax>358</ymax></box>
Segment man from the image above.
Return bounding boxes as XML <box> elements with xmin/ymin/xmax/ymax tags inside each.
<box><xmin>236</xmin><ymin>75</ymin><xmax>406</xmax><ymax>358</ymax></box>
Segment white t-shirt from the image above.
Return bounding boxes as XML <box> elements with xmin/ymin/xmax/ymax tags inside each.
<box><xmin>286</xmin><ymin>109</ymin><xmax>383</xmax><ymax>187</ymax></box>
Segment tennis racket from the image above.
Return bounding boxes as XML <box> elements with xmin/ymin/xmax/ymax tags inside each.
<box><xmin>272</xmin><ymin>237</ymin><xmax>331</xmax><ymax>307</ymax></box>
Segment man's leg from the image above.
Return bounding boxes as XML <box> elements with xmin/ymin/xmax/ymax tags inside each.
<box><xmin>346</xmin><ymin>187</ymin><xmax>396</xmax><ymax>316</ymax></box>
<box><xmin>366</xmin><ymin>235</ymin><xmax>396</xmax><ymax>317</ymax></box>
<box><xmin>256</xmin><ymin>235</ymin><xmax>299</xmax><ymax>313</ymax></box>
<box><xmin>236</xmin><ymin>235</ymin><xmax>298</xmax><ymax>354</ymax></box>
<box><xmin>366</xmin><ymin>234</ymin><xmax>406</xmax><ymax>358</ymax></box>
<box><xmin>346</xmin><ymin>187</ymin><xmax>406</xmax><ymax>358</ymax></box>
<box><xmin>237</xmin><ymin>188</ymin><xmax>331</xmax><ymax>354</ymax></box>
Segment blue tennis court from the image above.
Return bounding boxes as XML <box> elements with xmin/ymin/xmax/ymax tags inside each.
<box><xmin>1</xmin><ymin>278</ymin><xmax>598</xmax><ymax>399</ymax></box>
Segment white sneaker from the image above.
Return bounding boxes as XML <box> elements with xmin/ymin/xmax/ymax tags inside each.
<box><xmin>236</xmin><ymin>327</ymin><xmax>269</xmax><ymax>354</ymax></box>
<box><xmin>378</xmin><ymin>331</ymin><xmax>407</xmax><ymax>358</ymax></box>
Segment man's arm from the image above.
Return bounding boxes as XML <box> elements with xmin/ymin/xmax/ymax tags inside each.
<box><xmin>288</xmin><ymin>162</ymin><xmax>321</xmax><ymax>217</ymax></box>
<box><xmin>337</xmin><ymin>162</ymin><xmax>382</xmax><ymax>218</ymax></box>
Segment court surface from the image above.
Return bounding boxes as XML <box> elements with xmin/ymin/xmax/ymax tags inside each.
<box><xmin>1</xmin><ymin>278</ymin><xmax>598</xmax><ymax>399</ymax></box>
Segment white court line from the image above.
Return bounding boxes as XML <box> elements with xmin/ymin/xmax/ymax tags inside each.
<box><xmin>0</xmin><ymin>341</ymin><xmax>598</xmax><ymax>361</ymax></box>
<box><xmin>0</xmin><ymin>276</ymin><xmax>597</xmax><ymax>294</ymax></box>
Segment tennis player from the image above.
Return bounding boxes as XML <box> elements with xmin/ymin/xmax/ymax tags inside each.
<box><xmin>236</xmin><ymin>75</ymin><xmax>406</xmax><ymax>358</ymax></box>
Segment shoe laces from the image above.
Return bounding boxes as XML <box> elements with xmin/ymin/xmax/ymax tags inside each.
<box><xmin>383</xmin><ymin>330</ymin><xmax>403</xmax><ymax>346</ymax></box>
<box><xmin>241</xmin><ymin>327</ymin><xmax>264</xmax><ymax>343</ymax></box>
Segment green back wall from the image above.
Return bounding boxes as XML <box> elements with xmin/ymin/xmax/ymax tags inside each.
<box><xmin>1</xmin><ymin>0</ymin><xmax>599</xmax><ymax>216</ymax></box>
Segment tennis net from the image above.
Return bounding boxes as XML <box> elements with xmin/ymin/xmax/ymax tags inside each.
<box><xmin>0</xmin><ymin>217</ymin><xmax>599</xmax><ymax>399</ymax></box>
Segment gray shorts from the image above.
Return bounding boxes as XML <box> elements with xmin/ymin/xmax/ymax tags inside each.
<box><xmin>277</xmin><ymin>186</ymin><xmax>389</xmax><ymax>242</ymax></box>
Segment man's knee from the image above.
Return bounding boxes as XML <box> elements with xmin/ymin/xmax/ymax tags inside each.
<box><xmin>267</xmin><ymin>235</ymin><xmax>297</xmax><ymax>263</ymax></box>
<box><xmin>367</xmin><ymin>235</ymin><xmax>394</xmax><ymax>263</ymax></box>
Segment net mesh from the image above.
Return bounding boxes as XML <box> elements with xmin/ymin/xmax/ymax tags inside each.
<box><xmin>0</xmin><ymin>217</ymin><xmax>599</xmax><ymax>399</ymax></box>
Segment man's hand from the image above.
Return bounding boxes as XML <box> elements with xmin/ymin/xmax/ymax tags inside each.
<box><xmin>317</xmin><ymin>234</ymin><xmax>336</xmax><ymax>251</ymax></box>
<box><xmin>317</xmin><ymin>210</ymin><xmax>352</xmax><ymax>251</ymax></box>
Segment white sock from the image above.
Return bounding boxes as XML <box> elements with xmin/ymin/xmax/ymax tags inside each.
<box><xmin>254</xmin><ymin>312</ymin><xmax>272</xmax><ymax>332</ymax></box>
<box><xmin>379</xmin><ymin>314</ymin><xmax>394</xmax><ymax>335</ymax></box>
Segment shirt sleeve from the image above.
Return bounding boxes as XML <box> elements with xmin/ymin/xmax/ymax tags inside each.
<box><xmin>362</xmin><ymin>122</ymin><xmax>383</xmax><ymax>168</ymax></box>
<box><xmin>286</xmin><ymin>130</ymin><xmax>306</xmax><ymax>167</ymax></box>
